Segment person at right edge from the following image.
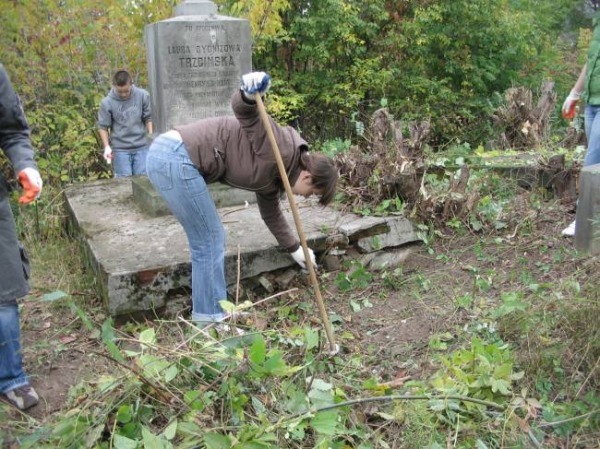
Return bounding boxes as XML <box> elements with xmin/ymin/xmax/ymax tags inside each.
<box><xmin>561</xmin><ymin>0</ymin><xmax>600</xmax><ymax>236</ymax></box>
<box><xmin>146</xmin><ymin>71</ymin><xmax>339</xmax><ymax>329</ymax></box>
<box><xmin>0</xmin><ymin>63</ymin><xmax>43</xmax><ymax>410</ymax></box>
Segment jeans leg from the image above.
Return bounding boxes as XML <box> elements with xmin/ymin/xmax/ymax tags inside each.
<box><xmin>112</xmin><ymin>150</ymin><xmax>134</xmax><ymax>178</ymax></box>
<box><xmin>146</xmin><ymin>137</ymin><xmax>227</xmax><ymax>323</ymax></box>
<box><xmin>0</xmin><ymin>301</ymin><xmax>29</xmax><ymax>393</ymax></box>
<box><xmin>584</xmin><ymin>105</ymin><xmax>600</xmax><ymax>167</ymax></box>
<box><xmin>132</xmin><ymin>148</ymin><xmax>149</xmax><ymax>176</ymax></box>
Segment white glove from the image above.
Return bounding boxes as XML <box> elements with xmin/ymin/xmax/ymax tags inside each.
<box><xmin>241</xmin><ymin>72</ymin><xmax>271</xmax><ymax>99</ymax></box>
<box><xmin>290</xmin><ymin>246</ymin><xmax>316</xmax><ymax>270</ymax></box>
<box><xmin>103</xmin><ymin>145</ymin><xmax>112</xmax><ymax>164</ymax></box>
<box><xmin>17</xmin><ymin>167</ymin><xmax>43</xmax><ymax>204</ymax></box>
<box><xmin>562</xmin><ymin>90</ymin><xmax>581</xmax><ymax>117</ymax></box>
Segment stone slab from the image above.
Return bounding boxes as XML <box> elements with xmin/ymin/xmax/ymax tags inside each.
<box><xmin>64</xmin><ymin>179</ymin><xmax>421</xmax><ymax>316</ymax></box>
<box><xmin>131</xmin><ymin>175</ymin><xmax>256</xmax><ymax>217</ymax></box>
<box><xmin>575</xmin><ymin>163</ymin><xmax>600</xmax><ymax>254</ymax></box>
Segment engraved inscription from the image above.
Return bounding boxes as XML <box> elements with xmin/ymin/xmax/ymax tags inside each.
<box><xmin>152</xmin><ymin>21</ymin><xmax>250</xmax><ymax>129</ymax></box>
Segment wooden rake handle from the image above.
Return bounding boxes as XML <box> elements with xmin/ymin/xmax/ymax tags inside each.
<box><xmin>254</xmin><ymin>94</ymin><xmax>337</xmax><ymax>354</ymax></box>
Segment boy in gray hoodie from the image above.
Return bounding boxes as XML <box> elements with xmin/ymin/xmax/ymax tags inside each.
<box><xmin>98</xmin><ymin>70</ymin><xmax>153</xmax><ymax>177</ymax></box>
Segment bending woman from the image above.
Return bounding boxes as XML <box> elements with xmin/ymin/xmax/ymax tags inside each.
<box><xmin>146</xmin><ymin>72</ymin><xmax>338</xmax><ymax>326</ymax></box>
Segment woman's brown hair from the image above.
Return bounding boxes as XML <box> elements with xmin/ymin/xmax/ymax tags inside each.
<box><xmin>301</xmin><ymin>152</ymin><xmax>338</xmax><ymax>206</ymax></box>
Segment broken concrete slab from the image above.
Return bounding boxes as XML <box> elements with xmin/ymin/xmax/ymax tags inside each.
<box><xmin>356</xmin><ymin>217</ymin><xmax>418</xmax><ymax>252</ymax></box>
<box><xmin>575</xmin><ymin>163</ymin><xmax>600</xmax><ymax>255</ymax></box>
<box><xmin>64</xmin><ymin>178</ymin><xmax>421</xmax><ymax>316</ymax></box>
<box><xmin>359</xmin><ymin>246</ymin><xmax>415</xmax><ymax>271</ymax></box>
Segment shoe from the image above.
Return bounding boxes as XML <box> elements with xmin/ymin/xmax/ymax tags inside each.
<box><xmin>213</xmin><ymin>323</ymin><xmax>245</xmax><ymax>336</ymax></box>
<box><xmin>3</xmin><ymin>385</ymin><xmax>39</xmax><ymax>410</ymax></box>
<box><xmin>200</xmin><ymin>322</ymin><xmax>245</xmax><ymax>338</ymax></box>
<box><xmin>561</xmin><ymin>220</ymin><xmax>576</xmax><ymax>237</ymax></box>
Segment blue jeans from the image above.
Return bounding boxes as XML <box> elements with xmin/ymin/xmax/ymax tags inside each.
<box><xmin>583</xmin><ymin>105</ymin><xmax>600</xmax><ymax>167</ymax></box>
<box><xmin>146</xmin><ymin>135</ymin><xmax>227</xmax><ymax>324</ymax></box>
<box><xmin>0</xmin><ymin>301</ymin><xmax>29</xmax><ymax>393</ymax></box>
<box><xmin>112</xmin><ymin>147</ymin><xmax>149</xmax><ymax>178</ymax></box>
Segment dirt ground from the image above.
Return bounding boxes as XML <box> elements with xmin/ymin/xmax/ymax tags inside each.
<box><xmin>2</xmin><ymin>192</ymin><xmax>597</xmax><ymax>443</ymax></box>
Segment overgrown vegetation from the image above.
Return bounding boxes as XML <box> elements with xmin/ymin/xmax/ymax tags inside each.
<box><xmin>1</xmin><ymin>176</ymin><xmax>599</xmax><ymax>447</ymax></box>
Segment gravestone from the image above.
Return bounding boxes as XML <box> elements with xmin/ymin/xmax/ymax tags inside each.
<box><xmin>144</xmin><ymin>0</ymin><xmax>252</xmax><ymax>133</ymax></box>
<box><xmin>574</xmin><ymin>163</ymin><xmax>600</xmax><ymax>255</ymax></box>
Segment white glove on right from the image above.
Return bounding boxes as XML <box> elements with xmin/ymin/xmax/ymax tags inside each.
<box><xmin>290</xmin><ymin>246</ymin><xmax>316</xmax><ymax>270</ymax></box>
<box><xmin>103</xmin><ymin>145</ymin><xmax>113</xmax><ymax>164</ymax></box>
<box><xmin>562</xmin><ymin>90</ymin><xmax>581</xmax><ymax>117</ymax></box>
<box><xmin>241</xmin><ymin>72</ymin><xmax>271</xmax><ymax>99</ymax></box>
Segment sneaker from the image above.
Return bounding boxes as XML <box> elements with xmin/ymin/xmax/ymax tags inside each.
<box><xmin>213</xmin><ymin>323</ymin><xmax>245</xmax><ymax>337</ymax></box>
<box><xmin>200</xmin><ymin>322</ymin><xmax>245</xmax><ymax>339</ymax></box>
<box><xmin>561</xmin><ymin>220</ymin><xmax>576</xmax><ymax>237</ymax></box>
<box><xmin>3</xmin><ymin>385</ymin><xmax>39</xmax><ymax>410</ymax></box>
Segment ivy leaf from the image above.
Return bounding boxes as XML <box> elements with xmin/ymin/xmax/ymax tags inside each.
<box><xmin>162</xmin><ymin>420</ymin><xmax>177</xmax><ymax>440</ymax></box>
<box><xmin>249</xmin><ymin>336</ymin><xmax>267</xmax><ymax>365</ymax></box>
<box><xmin>310</xmin><ymin>410</ymin><xmax>339</xmax><ymax>436</ymax></box>
<box><xmin>141</xmin><ymin>426</ymin><xmax>167</xmax><ymax>449</ymax></box>
<box><xmin>139</xmin><ymin>328</ymin><xmax>156</xmax><ymax>347</ymax></box>
<box><xmin>491</xmin><ymin>378</ymin><xmax>511</xmax><ymax>395</ymax></box>
<box><xmin>218</xmin><ymin>300</ymin><xmax>236</xmax><ymax>314</ymax></box>
<box><xmin>308</xmin><ymin>379</ymin><xmax>334</xmax><ymax>407</ymax></box>
<box><xmin>310</xmin><ymin>378</ymin><xmax>333</xmax><ymax>391</ymax></box>
<box><xmin>116</xmin><ymin>405</ymin><xmax>132</xmax><ymax>424</ymax></box>
<box><xmin>204</xmin><ymin>432</ymin><xmax>231</xmax><ymax>449</ymax></box>
<box><xmin>493</xmin><ymin>363</ymin><xmax>512</xmax><ymax>380</ymax></box>
<box><xmin>164</xmin><ymin>364</ymin><xmax>179</xmax><ymax>383</ymax></box>
<box><xmin>113</xmin><ymin>434</ymin><xmax>138</xmax><ymax>449</ymax></box>
<box><xmin>285</xmin><ymin>388</ymin><xmax>309</xmax><ymax>414</ymax></box>
<box><xmin>41</xmin><ymin>290</ymin><xmax>69</xmax><ymax>302</ymax></box>
<box><xmin>511</xmin><ymin>371</ymin><xmax>525</xmax><ymax>380</ymax></box>
<box><xmin>264</xmin><ymin>351</ymin><xmax>289</xmax><ymax>376</ymax></box>
<box><xmin>101</xmin><ymin>318</ymin><xmax>125</xmax><ymax>363</ymax></box>
<box><xmin>251</xmin><ymin>396</ymin><xmax>266</xmax><ymax>415</ymax></box>
<box><xmin>304</xmin><ymin>327</ymin><xmax>319</xmax><ymax>351</ymax></box>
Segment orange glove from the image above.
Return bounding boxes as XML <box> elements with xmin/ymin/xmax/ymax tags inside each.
<box><xmin>17</xmin><ymin>168</ymin><xmax>43</xmax><ymax>204</ymax></box>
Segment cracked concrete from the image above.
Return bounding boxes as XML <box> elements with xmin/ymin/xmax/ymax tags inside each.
<box><xmin>64</xmin><ymin>177</ymin><xmax>421</xmax><ymax>316</ymax></box>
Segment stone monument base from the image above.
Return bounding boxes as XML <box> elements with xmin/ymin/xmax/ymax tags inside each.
<box><xmin>64</xmin><ymin>178</ymin><xmax>421</xmax><ymax>317</ymax></box>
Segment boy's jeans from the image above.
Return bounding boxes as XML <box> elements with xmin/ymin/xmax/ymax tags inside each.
<box><xmin>146</xmin><ymin>135</ymin><xmax>226</xmax><ymax>324</ymax></box>
<box><xmin>113</xmin><ymin>147</ymin><xmax>149</xmax><ymax>177</ymax></box>
<box><xmin>583</xmin><ymin>105</ymin><xmax>600</xmax><ymax>167</ymax></box>
<box><xmin>0</xmin><ymin>301</ymin><xmax>29</xmax><ymax>393</ymax></box>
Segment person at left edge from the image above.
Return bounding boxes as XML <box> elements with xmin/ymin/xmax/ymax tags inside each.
<box><xmin>0</xmin><ymin>62</ymin><xmax>43</xmax><ymax>411</ymax></box>
<box><xmin>98</xmin><ymin>69</ymin><xmax>153</xmax><ymax>177</ymax></box>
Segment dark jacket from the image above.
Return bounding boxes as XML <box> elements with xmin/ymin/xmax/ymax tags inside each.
<box><xmin>0</xmin><ymin>63</ymin><xmax>37</xmax><ymax>303</ymax></box>
<box><xmin>176</xmin><ymin>91</ymin><xmax>308</xmax><ymax>251</ymax></box>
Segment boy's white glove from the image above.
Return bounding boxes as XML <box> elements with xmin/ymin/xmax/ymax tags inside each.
<box><xmin>241</xmin><ymin>72</ymin><xmax>271</xmax><ymax>99</ymax></box>
<box><xmin>103</xmin><ymin>145</ymin><xmax>113</xmax><ymax>164</ymax></box>
<box><xmin>290</xmin><ymin>246</ymin><xmax>316</xmax><ymax>270</ymax></box>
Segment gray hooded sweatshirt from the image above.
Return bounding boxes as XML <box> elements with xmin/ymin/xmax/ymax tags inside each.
<box><xmin>97</xmin><ymin>85</ymin><xmax>152</xmax><ymax>150</ymax></box>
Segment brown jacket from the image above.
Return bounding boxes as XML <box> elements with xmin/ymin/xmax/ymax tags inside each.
<box><xmin>176</xmin><ymin>90</ymin><xmax>308</xmax><ymax>251</ymax></box>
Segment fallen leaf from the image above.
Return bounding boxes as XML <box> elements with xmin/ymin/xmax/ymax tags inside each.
<box><xmin>59</xmin><ymin>335</ymin><xmax>77</xmax><ymax>344</ymax></box>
